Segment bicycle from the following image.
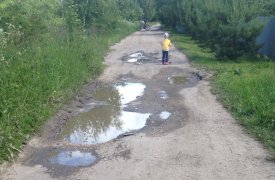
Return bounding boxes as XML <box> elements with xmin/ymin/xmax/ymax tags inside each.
<box><xmin>143</xmin><ymin>24</ymin><xmax>150</xmax><ymax>31</ymax></box>
<box><xmin>140</xmin><ymin>21</ymin><xmax>150</xmax><ymax>31</ymax></box>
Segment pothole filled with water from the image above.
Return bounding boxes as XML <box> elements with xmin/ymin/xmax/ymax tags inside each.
<box><xmin>121</xmin><ymin>51</ymin><xmax>159</xmax><ymax>64</ymax></box>
<box><xmin>159</xmin><ymin>90</ymin><xmax>169</xmax><ymax>100</ymax></box>
<box><xmin>168</xmin><ymin>76</ymin><xmax>187</xmax><ymax>84</ymax></box>
<box><xmin>49</xmin><ymin>150</ymin><xmax>97</xmax><ymax>167</ymax></box>
<box><xmin>61</xmin><ymin>82</ymin><xmax>151</xmax><ymax>145</ymax></box>
<box><xmin>24</xmin><ymin>148</ymin><xmax>97</xmax><ymax>171</ymax></box>
<box><xmin>159</xmin><ymin>111</ymin><xmax>171</xmax><ymax>120</ymax></box>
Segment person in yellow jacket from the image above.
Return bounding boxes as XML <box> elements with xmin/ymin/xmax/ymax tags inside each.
<box><xmin>161</xmin><ymin>32</ymin><xmax>172</xmax><ymax>65</ymax></box>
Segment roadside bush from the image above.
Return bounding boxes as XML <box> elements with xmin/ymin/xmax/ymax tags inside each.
<box><xmin>0</xmin><ymin>0</ymin><xmax>59</xmax><ymax>37</ymax></box>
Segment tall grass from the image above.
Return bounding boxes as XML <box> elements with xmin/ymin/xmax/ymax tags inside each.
<box><xmin>0</xmin><ymin>22</ymin><xmax>137</xmax><ymax>162</ymax></box>
<box><xmin>172</xmin><ymin>34</ymin><xmax>275</xmax><ymax>154</ymax></box>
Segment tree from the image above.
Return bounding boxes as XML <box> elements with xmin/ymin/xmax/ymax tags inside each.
<box><xmin>0</xmin><ymin>0</ymin><xmax>60</xmax><ymax>37</ymax></box>
<box><xmin>155</xmin><ymin>0</ymin><xmax>271</xmax><ymax>59</ymax></box>
<box><xmin>137</xmin><ymin>0</ymin><xmax>156</xmax><ymax>21</ymax></box>
<box><xmin>118</xmin><ymin>0</ymin><xmax>143</xmax><ymax>21</ymax></box>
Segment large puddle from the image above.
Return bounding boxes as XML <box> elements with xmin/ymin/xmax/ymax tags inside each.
<box><xmin>61</xmin><ymin>82</ymin><xmax>151</xmax><ymax>144</ymax></box>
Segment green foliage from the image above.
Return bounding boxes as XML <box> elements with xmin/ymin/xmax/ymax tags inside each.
<box><xmin>99</xmin><ymin>0</ymin><xmax>122</xmax><ymax>28</ymax></box>
<box><xmin>156</xmin><ymin>0</ymin><xmax>274</xmax><ymax>59</ymax></box>
<box><xmin>0</xmin><ymin>21</ymin><xmax>137</xmax><ymax>163</ymax></box>
<box><xmin>68</xmin><ymin>0</ymin><xmax>102</xmax><ymax>27</ymax></box>
<box><xmin>61</xmin><ymin>0</ymin><xmax>81</xmax><ymax>33</ymax></box>
<box><xmin>64</xmin><ymin>0</ymin><xmax>125</xmax><ymax>29</ymax></box>
<box><xmin>0</xmin><ymin>0</ymin><xmax>139</xmax><ymax>163</ymax></box>
<box><xmin>0</xmin><ymin>0</ymin><xmax>60</xmax><ymax>37</ymax></box>
<box><xmin>155</xmin><ymin>0</ymin><xmax>184</xmax><ymax>27</ymax></box>
<box><xmin>172</xmin><ymin>33</ymin><xmax>275</xmax><ymax>153</ymax></box>
<box><xmin>263</xmin><ymin>0</ymin><xmax>275</xmax><ymax>16</ymax></box>
<box><xmin>137</xmin><ymin>0</ymin><xmax>156</xmax><ymax>20</ymax></box>
<box><xmin>118</xmin><ymin>0</ymin><xmax>143</xmax><ymax>21</ymax></box>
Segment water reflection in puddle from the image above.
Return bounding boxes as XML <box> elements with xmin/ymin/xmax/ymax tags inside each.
<box><xmin>66</xmin><ymin>111</ymin><xmax>150</xmax><ymax>144</ymax></box>
<box><xmin>168</xmin><ymin>76</ymin><xmax>187</xmax><ymax>84</ymax></box>
<box><xmin>116</xmin><ymin>82</ymin><xmax>145</xmax><ymax>106</ymax></box>
<box><xmin>159</xmin><ymin>91</ymin><xmax>168</xmax><ymax>99</ymax></box>
<box><xmin>129</xmin><ymin>52</ymin><xmax>143</xmax><ymax>58</ymax></box>
<box><xmin>159</xmin><ymin>111</ymin><xmax>171</xmax><ymax>120</ymax></box>
<box><xmin>49</xmin><ymin>150</ymin><xmax>96</xmax><ymax>167</ymax></box>
<box><xmin>127</xmin><ymin>58</ymin><xmax>138</xmax><ymax>63</ymax></box>
<box><xmin>62</xmin><ymin>82</ymin><xmax>150</xmax><ymax>144</ymax></box>
<box><xmin>123</xmin><ymin>51</ymin><xmax>154</xmax><ymax>64</ymax></box>
<box><xmin>78</xmin><ymin>102</ymin><xmax>98</xmax><ymax>113</ymax></box>
<box><xmin>127</xmin><ymin>52</ymin><xmax>143</xmax><ymax>63</ymax></box>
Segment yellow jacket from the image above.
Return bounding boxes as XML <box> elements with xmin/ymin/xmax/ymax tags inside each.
<box><xmin>162</xmin><ymin>38</ymin><xmax>171</xmax><ymax>51</ymax></box>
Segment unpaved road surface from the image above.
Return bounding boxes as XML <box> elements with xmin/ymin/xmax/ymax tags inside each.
<box><xmin>1</xmin><ymin>25</ymin><xmax>275</xmax><ymax>180</ymax></box>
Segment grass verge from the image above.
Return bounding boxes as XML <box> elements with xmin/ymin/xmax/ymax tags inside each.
<box><xmin>172</xmin><ymin>34</ymin><xmax>275</xmax><ymax>155</ymax></box>
<box><xmin>0</xmin><ymin>22</ymin><xmax>137</xmax><ymax>163</ymax></box>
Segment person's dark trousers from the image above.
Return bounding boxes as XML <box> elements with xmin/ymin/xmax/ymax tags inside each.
<box><xmin>162</xmin><ymin>51</ymin><xmax>169</xmax><ymax>64</ymax></box>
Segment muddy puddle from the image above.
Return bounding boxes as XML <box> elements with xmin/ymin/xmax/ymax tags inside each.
<box><xmin>159</xmin><ymin>111</ymin><xmax>171</xmax><ymax>120</ymax></box>
<box><xmin>168</xmin><ymin>76</ymin><xmax>187</xmax><ymax>84</ymax></box>
<box><xmin>23</xmin><ymin>147</ymin><xmax>98</xmax><ymax>177</ymax></box>
<box><xmin>61</xmin><ymin>82</ymin><xmax>151</xmax><ymax>145</ymax></box>
<box><xmin>49</xmin><ymin>150</ymin><xmax>97</xmax><ymax>167</ymax></box>
<box><xmin>159</xmin><ymin>90</ymin><xmax>169</xmax><ymax>99</ymax></box>
<box><xmin>121</xmin><ymin>51</ymin><xmax>159</xmax><ymax>64</ymax></box>
<box><xmin>24</xmin><ymin>71</ymin><xmax>199</xmax><ymax>174</ymax></box>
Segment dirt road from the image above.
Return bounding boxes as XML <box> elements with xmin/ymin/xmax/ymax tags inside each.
<box><xmin>1</xmin><ymin>25</ymin><xmax>275</xmax><ymax>180</ymax></box>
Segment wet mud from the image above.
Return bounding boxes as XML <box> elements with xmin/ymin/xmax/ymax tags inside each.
<box><xmin>121</xmin><ymin>51</ymin><xmax>160</xmax><ymax>65</ymax></box>
<box><xmin>23</xmin><ymin>147</ymin><xmax>98</xmax><ymax>177</ymax></box>
<box><xmin>16</xmin><ymin>51</ymin><xmax>201</xmax><ymax>178</ymax></box>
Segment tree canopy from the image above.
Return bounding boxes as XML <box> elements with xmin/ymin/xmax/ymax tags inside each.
<box><xmin>155</xmin><ymin>0</ymin><xmax>275</xmax><ymax>59</ymax></box>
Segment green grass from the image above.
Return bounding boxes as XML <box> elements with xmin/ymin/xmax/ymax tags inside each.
<box><xmin>0</xmin><ymin>22</ymin><xmax>137</xmax><ymax>163</ymax></box>
<box><xmin>172</xmin><ymin>34</ymin><xmax>275</xmax><ymax>154</ymax></box>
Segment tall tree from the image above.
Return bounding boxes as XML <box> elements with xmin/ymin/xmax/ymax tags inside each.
<box><xmin>118</xmin><ymin>0</ymin><xmax>143</xmax><ymax>21</ymax></box>
<box><xmin>155</xmin><ymin>0</ymin><xmax>272</xmax><ymax>59</ymax></box>
<box><xmin>138</xmin><ymin>0</ymin><xmax>156</xmax><ymax>20</ymax></box>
